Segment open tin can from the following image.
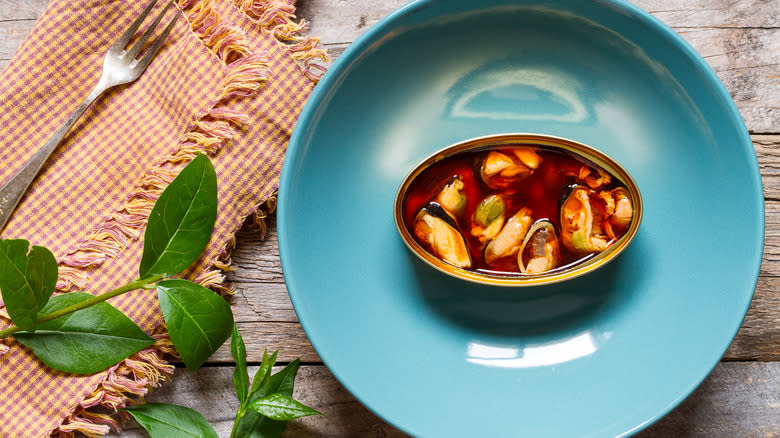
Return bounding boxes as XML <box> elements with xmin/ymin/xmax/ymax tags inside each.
<box><xmin>394</xmin><ymin>133</ymin><xmax>643</xmax><ymax>286</ymax></box>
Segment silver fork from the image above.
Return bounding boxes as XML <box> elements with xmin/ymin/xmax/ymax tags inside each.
<box><xmin>0</xmin><ymin>0</ymin><xmax>181</xmax><ymax>232</ymax></box>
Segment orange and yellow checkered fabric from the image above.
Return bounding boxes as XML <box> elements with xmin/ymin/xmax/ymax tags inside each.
<box><xmin>0</xmin><ymin>0</ymin><xmax>325</xmax><ymax>435</ymax></box>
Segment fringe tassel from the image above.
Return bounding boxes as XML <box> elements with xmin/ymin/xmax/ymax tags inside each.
<box><xmin>244</xmin><ymin>192</ymin><xmax>277</xmax><ymax>239</ymax></box>
<box><xmin>53</xmin><ymin>417</ymin><xmax>111</xmax><ymax>438</ymax></box>
<box><xmin>56</xmin><ymin>266</ymin><xmax>90</xmax><ymax>291</ymax></box>
<box><xmin>53</xmin><ymin>335</ymin><xmax>176</xmax><ymax>438</ymax></box>
<box><xmin>188</xmin><ymin>191</ymin><xmax>277</xmax><ymax>296</ymax></box>
<box><xmin>56</xmin><ymin>0</ymin><xmax>269</xmax><ymax>293</ymax></box>
<box><xmin>55</xmin><ymin>0</ymin><xmax>324</xmax><ymax>434</ymax></box>
<box><xmin>54</xmin><ymin>0</ymin><xmax>271</xmax><ymax>435</ymax></box>
<box><xmin>288</xmin><ymin>36</ymin><xmax>328</xmax><ymax>80</ymax></box>
<box><xmin>233</xmin><ymin>0</ymin><xmax>329</xmax><ymax>81</ymax></box>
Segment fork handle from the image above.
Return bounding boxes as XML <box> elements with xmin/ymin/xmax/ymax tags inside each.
<box><xmin>0</xmin><ymin>85</ymin><xmax>106</xmax><ymax>233</ymax></box>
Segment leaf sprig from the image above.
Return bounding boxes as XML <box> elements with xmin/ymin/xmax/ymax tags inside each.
<box><xmin>0</xmin><ymin>154</ymin><xmax>324</xmax><ymax>436</ymax></box>
<box><xmin>0</xmin><ymin>153</ymin><xmax>228</xmax><ymax>374</ymax></box>
<box><xmin>124</xmin><ymin>326</ymin><xmax>324</xmax><ymax>438</ymax></box>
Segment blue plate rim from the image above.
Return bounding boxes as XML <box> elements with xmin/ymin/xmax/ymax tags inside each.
<box><xmin>278</xmin><ymin>0</ymin><xmax>765</xmax><ymax>436</ymax></box>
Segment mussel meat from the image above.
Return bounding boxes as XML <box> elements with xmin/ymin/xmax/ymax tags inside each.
<box><xmin>560</xmin><ymin>186</ymin><xmax>611</xmax><ymax>254</ymax></box>
<box><xmin>512</xmin><ymin>148</ymin><xmax>542</xmax><ymax>170</ymax></box>
<box><xmin>397</xmin><ymin>134</ymin><xmax>641</xmax><ymax>285</ymax></box>
<box><xmin>413</xmin><ymin>203</ymin><xmax>472</xmax><ymax>268</ymax></box>
<box><xmin>518</xmin><ymin>220</ymin><xmax>561</xmax><ymax>274</ymax></box>
<box><xmin>607</xmin><ymin>187</ymin><xmax>633</xmax><ymax>233</ymax></box>
<box><xmin>436</xmin><ymin>175</ymin><xmax>467</xmax><ymax>216</ymax></box>
<box><xmin>471</xmin><ymin>195</ymin><xmax>506</xmax><ymax>244</ymax></box>
<box><xmin>479</xmin><ymin>148</ymin><xmax>541</xmax><ymax>190</ymax></box>
<box><xmin>484</xmin><ymin>207</ymin><xmax>534</xmax><ymax>265</ymax></box>
<box><xmin>578</xmin><ymin>165</ymin><xmax>611</xmax><ymax>190</ymax></box>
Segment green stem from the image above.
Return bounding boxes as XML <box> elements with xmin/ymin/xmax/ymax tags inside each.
<box><xmin>231</xmin><ymin>407</ymin><xmax>247</xmax><ymax>438</ymax></box>
<box><xmin>0</xmin><ymin>273</ymin><xmax>165</xmax><ymax>338</ymax></box>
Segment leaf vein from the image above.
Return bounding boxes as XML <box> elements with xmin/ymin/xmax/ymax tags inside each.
<box><xmin>146</xmin><ymin>164</ymin><xmax>209</xmax><ymax>275</ymax></box>
<box><xmin>164</xmin><ymin>292</ymin><xmax>214</xmax><ymax>350</ymax></box>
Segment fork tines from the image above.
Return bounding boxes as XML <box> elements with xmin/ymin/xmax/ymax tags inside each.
<box><xmin>110</xmin><ymin>0</ymin><xmax>181</xmax><ymax>70</ymax></box>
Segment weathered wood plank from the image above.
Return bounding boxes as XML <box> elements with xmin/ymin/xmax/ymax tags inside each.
<box><xmin>299</xmin><ymin>0</ymin><xmax>780</xmax><ymax>42</ymax></box>
<box><xmin>726</xmin><ymin>275</ymin><xmax>780</xmax><ymax>361</ymax></box>
<box><xmin>224</xmin><ymin>236</ymin><xmax>780</xmax><ymax>364</ymax></box>
<box><xmin>638</xmin><ymin>361</ymin><xmax>780</xmax><ymax>437</ymax></box>
<box><xmin>224</xmin><ymin>257</ymin><xmax>780</xmax><ymax>363</ymax></box>
<box><xmin>210</xmin><ymin>321</ymin><xmax>321</xmax><ymax>362</ymax></box>
<box><xmin>225</xmin><ymin>222</ymin><xmax>780</xmax><ymax>363</ymax></box>
<box><xmin>0</xmin><ymin>0</ymin><xmax>44</xmax><ymax>70</ymax></box>
<box><xmin>673</xmin><ymin>28</ymin><xmax>779</xmax><ymax>133</ymax></box>
<box><xmin>635</xmin><ymin>0</ymin><xmax>779</xmax><ymax>28</ymax></box>
<box><xmin>0</xmin><ymin>0</ymin><xmax>778</xmax><ymax>435</ymax></box>
<box><xmin>109</xmin><ymin>361</ymin><xmax>780</xmax><ymax>437</ymax></box>
<box><xmin>756</xmin><ymin>135</ymin><xmax>780</xmax><ymax>200</ymax></box>
<box><xmin>297</xmin><ymin>0</ymin><xmax>779</xmax><ymax>133</ymax></box>
<box><xmin>109</xmin><ymin>365</ymin><xmax>407</xmax><ymax>438</ymax></box>
<box><xmin>0</xmin><ymin>18</ymin><xmax>37</xmax><ymax>62</ymax></box>
<box><xmin>222</xmin><ymin>135</ymin><xmax>780</xmax><ymax>362</ymax></box>
<box><xmin>0</xmin><ymin>0</ymin><xmax>48</xmax><ymax>20</ymax></box>
<box><xmin>1</xmin><ymin>1</ymin><xmax>777</xmax><ymax>130</ymax></box>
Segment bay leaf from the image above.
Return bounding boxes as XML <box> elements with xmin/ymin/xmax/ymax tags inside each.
<box><xmin>156</xmin><ymin>279</ymin><xmax>233</xmax><ymax>370</ymax></box>
<box><xmin>15</xmin><ymin>292</ymin><xmax>154</xmax><ymax>374</ymax></box>
<box><xmin>235</xmin><ymin>359</ymin><xmax>300</xmax><ymax>438</ymax></box>
<box><xmin>139</xmin><ymin>153</ymin><xmax>217</xmax><ymax>278</ymax></box>
<box><xmin>249</xmin><ymin>349</ymin><xmax>279</xmax><ymax>397</ymax></box>
<box><xmin>124</xmin><ymin>403</ymin><xmax>218</xmax><ymax>438</ymax></box>
<box><xmin>247</xmin><ymin>393</ymin><xmax>325</xmax><ymax>421</ymax></box>
<box><xmin>232</xmin><ymin>323</ymin><xmax>249</xmax><ymax>403</ymax></box>
<box><xmin>0</xmin><ymin>239</ymin><xmax>57</xmax><ymax>331</ymax></box>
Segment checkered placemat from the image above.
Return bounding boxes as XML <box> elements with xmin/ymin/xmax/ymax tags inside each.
<box><xmin>0</xmin><ymin>0</ymin><xmax>325</xmax><ymax>435</ymax></box>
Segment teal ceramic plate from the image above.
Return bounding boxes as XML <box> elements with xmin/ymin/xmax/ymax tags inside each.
<box><xmin>278</xmin><ymin>1</ymin><xmax>764</xmax><ymax>436</ymax></box>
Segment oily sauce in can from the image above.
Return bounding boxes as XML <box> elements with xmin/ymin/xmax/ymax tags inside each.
<box><xmin>402</xmin><ymin>145</ymin><xmax>633</xmax><ymax>276</ymax></box>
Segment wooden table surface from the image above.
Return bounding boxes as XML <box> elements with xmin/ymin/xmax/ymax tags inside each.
<box><xmin>2</xmin><ymin>0</ymin><xmax>779</xmax><ymax>436</ymax></box>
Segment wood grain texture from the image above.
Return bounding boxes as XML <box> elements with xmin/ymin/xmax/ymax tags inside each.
<box><xmin>0</xmin><ymin>0</ymin><xmax>48</xmax><ymax>20</ymax></box>
<box><xmin>0</xmin><ymin>0</ymin><xmax>778</xmax><ymax>436</ymax></box>
<box><xmin>219</xmin><ymin>140</ymin><xmax>780</xmax><ymax>364</ymax></box>
<box><xmin>296</xmin><ymin>0</ymin><xmax>780</xmax><ymax>133</ymax></box>
<box><xmin>109</xmin><ymin>362</ymin><xmax>780</xmax><ymax>437</ymax></box>
<box><xmin>0</xmin><ymin>1</ymin><xmax>776</xmax><ymax>130</ymax></box>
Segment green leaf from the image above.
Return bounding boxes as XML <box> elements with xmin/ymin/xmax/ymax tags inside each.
<box><xmin>124</xmin><ymin>403</ymin><xmax>218</xmax><ymax>438</ymax></box>
<box><xmin>247</xmin><ymin>393</ymin><xmax>325</xmax><ymax>421</ymax></box>
<box><xmin>14</xmin><ymin>293</ymin><xmax>154</xmax><ymax>374</ymax></box>
<box><xmin>156</xmin><ymin>279</ymin><xmax>233</xmax><ymax>371</ymax></box>
<box><xmin>235</xmin><ymin>359</ymin><xmax>300</xmax><ymax>438</ymax></box>
<box><xmin>266</xmin><ymin>359</ymin><xmax>299</xmax><ymax>400</ymax></box>
<box><xmin>232</xmin><ymin>323</ymin><xmax>249</xmax><ymax>404</ymax></box>
<box><xmin>249</xmin><ymin>349</ymin><xmax>279</xmax><ymax>397</ymax></box>
<box><xmin>139</xmin><ymin>153</ymin><xmax>217</xmax><ymax>278</ymax></box>
<box><xmin>0</xmin><ymin>239</ymin><xmax>57</xmax><ymax>331</ymax></box>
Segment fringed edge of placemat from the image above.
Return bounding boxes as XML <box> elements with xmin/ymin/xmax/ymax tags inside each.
<box><xmin>233</xmin><ymin>0</ymin><xmax>329</xmax><ymax>81</ymax></box>
<box><xmin>55</xmin><ymin>0</ymin><xmax>271</xmax><ymax>293</ymax></box>
<box><xmin>194</xmin><ymin>0</ymin><xmax>330</xmax><ymax>291</ymax></box>
<box><xmin>52</xmin><ymin>330</ymin><xmax>177</xmax><ymax>437</ymax></box>
<box><xmin>50</xmin><ymin>0</ymin><xmax>327</xmax><ymax>435</ymax></box>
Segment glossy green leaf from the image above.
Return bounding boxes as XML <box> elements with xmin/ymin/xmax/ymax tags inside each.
<box><xmin>124</xmin><ymin>403</ymin><xmax>218</xmax><ymax>438</ymax></box>
<box><xmin>249</xmin><ymin>349</ymin><xmax>279</xmax><ymax>397</ymax></box>
<box><xmin>139</xmin><ymin>154</ymin><xmax>217</xmax><ymax>278</ymax></box>
<box><xmin>0</xmin><ymin>239</ymin><xmax>57</xmax><ymax>331</ymax></box>
<box><xmin>15</xmin><ymin>293</ymin><xmax>154</xmax><ymax>374</ymax></box>
<box><xmin>232</xmin><ymin>323</ymin><xmax>249</xmax><ymax>403</ymax></box>
<box><xmin>156</xmin><ymin>279</ymin><xmax>233</xmax><ymax>370</ymax></box>
<box><xmin>247</xmin><ymin>393</ymin><xmax>325</xmax><ymax>421</ymax></box>
<box><xmin>235</xmin><ymin>359</ymin><xmax>300</xmax><ymax>438</ymax></box>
